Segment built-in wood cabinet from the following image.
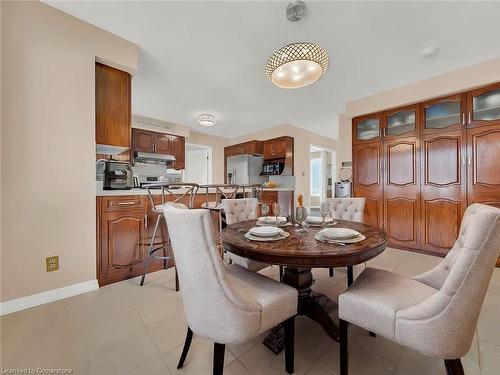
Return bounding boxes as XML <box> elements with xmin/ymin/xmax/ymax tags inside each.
<box><xmin>95</xmin><ymin>63</ymin><xmax>131</xmax><ymax>148</ymax></box>
<box><xmin>263</xmin><ymin>136</ymin><xmax>293</xmax><ymax>160</ymax></box>
<box><xmin>352</xmin><ymin>81</ymin><xmax>500</xmax><ymax>261</ymax></box>
<box><xmin>225</xmin><ymin>140</ymin><xmax>263</xmax><ymax>157</ymax></box>
<box><xmin>131</xmin><ymin>128</ymin><xmax>185</xmax><ymax>170</ymax></box>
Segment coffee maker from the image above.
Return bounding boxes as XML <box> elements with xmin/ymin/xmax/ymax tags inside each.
<box><xmin>103</xmin><ymin>161</ymin><xmax>134</xmax><ymax>190</ymax></box>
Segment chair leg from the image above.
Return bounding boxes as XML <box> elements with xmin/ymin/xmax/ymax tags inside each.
<box><xmin>279</xmin><ymin>266</ymin><xmax>284</xmax><ymax>281</ymax></box>
<box><xmin>340</xmin><ymin>319</ymin><xmax>348</xmax><ymax>375</ymax></box>
<box><xmin>140</xmin><ymin>215</ymin><xmax>161</xmax><ymax>286</ymax></box>
<box><xmin>177</xmin><ymin>327</ymin><xmax>193</xmax><ymax>369</ymax></box>
<box><xmin>284</xmin><ymin>317</ymin><xmax>295</xmax><ymax>374</ymax></box>
<box><xmin>175</xmin><ymin>267</ymin><xmax>180</xmax><ymax>292</ymax></box>
<box><xmin>444</xmin><ymin>359</ymin><xmax>464</xmax><ymax>375</ymax></box>
<box><xmin>213</xmin><ymin>343</ymin><xmax>225</xmax><ymax>375</ymax></box>
<box><xmin>329</xmin><ymin>268</ymin><xmax>334</xmax><ymax>277</ymax></box>
<box><xmin>347</xmin><ymin>266</ymin><xmax>354</xmax><ymax>286</ymax></box>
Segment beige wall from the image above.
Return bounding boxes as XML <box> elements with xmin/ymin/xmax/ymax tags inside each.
<box><xmin>185</xmin><ymin>131</ymin><xmax>230</xmax><ymax>184</ymax></box>
<box><xmin>338</xmin><ymin>57</ymin><xmax>500</xmax><ymax>176</ymax></box>
<box><xmin>1</xmin><ymin>1</ymin><xmax>138</xmax><ymax>302</ymax></box>
<box><xmin>231</xmin><ymin>124</ymin><xmax>337</xmax><ymax>203</ymax></box>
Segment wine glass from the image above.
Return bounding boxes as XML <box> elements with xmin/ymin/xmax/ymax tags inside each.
<box><xmin>261</xmin><ymin>203</ymin><xmax>270</xmax><ymax>217</ymax></box>
<box><xmin>295</xmin><ymin>206</ymin><xmax>308</xmax><ymax>233</ymax></box>
<box><xmin>272</xmin><ymin>202</ymin><xmax>283</xmax><ymax>226</ymax></box>
<box><xmin>320</xmin><ymin>202</ymin><xmax>331</xmax><ymax>228</ymax></box>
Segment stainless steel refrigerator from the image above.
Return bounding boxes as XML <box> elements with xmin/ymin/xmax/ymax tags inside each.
<box><xmin>226</xmin><ymin>154</ymin><xmax>266</xmax><ymax>185</ymax></box>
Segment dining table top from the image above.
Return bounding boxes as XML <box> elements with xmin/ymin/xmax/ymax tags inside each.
<box><xmin>221</xmin><ymin>219</ymin><xmax>387</xmax><ymax>268</ymax></box>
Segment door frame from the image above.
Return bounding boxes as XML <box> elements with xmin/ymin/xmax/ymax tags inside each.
<box><xmin>185</xmin><ymin>143</ymin><xmax>213</xmax><ymax>185</ymax></box>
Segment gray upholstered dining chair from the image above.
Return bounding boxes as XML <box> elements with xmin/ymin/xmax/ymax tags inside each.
<box><xmin>222</xmin><ymin>198</ymin><xmax>269</xmax><ymax>272</ymax></box>
<box><xmin>163</xmin><ymin>204</ymin><xmax>298</xmax><ymax>375</ymax></box>
<box><xmin>338</xmin><ymin>203</ymin><xmax>500</xmax><ymax>375</ymax></box>
<box><xmin>325</xmin><ymin>197</ymin><xmax>366</xmax><ymax>277</ymax></box>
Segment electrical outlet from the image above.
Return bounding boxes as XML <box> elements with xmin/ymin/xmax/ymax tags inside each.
<box><xmin>46</xmin><ymin>256</ymin><xmax>59</xmax><ymax>272</ymax></box>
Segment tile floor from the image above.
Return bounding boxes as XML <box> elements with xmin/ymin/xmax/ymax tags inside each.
<box><xmin>1</xmin><ymin>248</ymin><xmax>499</xmax><ymax>375</ymax></box>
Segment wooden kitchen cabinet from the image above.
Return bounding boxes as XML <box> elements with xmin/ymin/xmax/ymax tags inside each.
<box><xmin>132</xmin><ymin>128</ymin><xmax>185</xmax><ymax>170</ymax></box>
<box><xmin>95</xmin><ymin>63</ymin><xmax>131</xmax><ymax>148</ymax></box>
<box><xmin>96</xmin><ymin>196</ymin><xmax>163</xmax><ymax>286</ymax></box>
<box><xmin>225</xmin><ymin>140</ymin><xmax>263</xmax><ymax>157</ymax></box>
<box><xmin>263</xmin><ymin>137</ymin><xmax>293</xmax><ymax>160</ymax></box>
<box><xmin>132</xmin><ymin>129</ymin><xmax>155</xmax><ymax>152</ymax></box>
<box><xmin>352</xmin><ymin>80</ymin><xmax>500</xmax><ymax>263</ymax></box>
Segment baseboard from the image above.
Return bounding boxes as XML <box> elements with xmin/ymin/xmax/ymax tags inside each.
<box><xmin>0</xmin><ymin>279</ymin><xmax>99</xmax><ymax>316</ymax></box>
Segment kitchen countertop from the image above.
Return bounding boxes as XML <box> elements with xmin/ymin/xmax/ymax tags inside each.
<box><xmin>96</xmin><ymin>184</ymin><xmax>294</xmax><ymax>197</ymax></box>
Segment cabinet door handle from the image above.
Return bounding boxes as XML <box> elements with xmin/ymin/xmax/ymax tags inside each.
<box><xmin>144</xmin><ymin>214</ymin><xmax>148</xmax><ymax>228</ymax></box>
<box><xmin>467</xmin><ymin>155</ymin><xmax>471</xmax><ymax>166</ymax></box>
<box><xmin>118</xmin><ymin>201</ymin><xmax>136</xmax><ymax>206</ymax></box>
<box><xmin>468</xmin><ymin>112</ymin><xmax>472</xmax><ymax>124</ymax></box>
<box><xmin>462</xmin><ymin>113</ymin><xmax>465</xmax><ymax>125</ymax></box>
<box><xmin>153</xmin><ymin>144</ymin><xmax>156</xmax><ymax>152</ymax></box>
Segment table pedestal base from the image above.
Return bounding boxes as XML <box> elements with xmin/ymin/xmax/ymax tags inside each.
<box><xmin>263</xmin><ymin>267</ymin><xmax>344</xmax><ymax>354</ymax></box>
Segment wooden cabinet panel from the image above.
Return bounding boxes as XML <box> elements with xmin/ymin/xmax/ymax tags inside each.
<box><xmin>384</xmin><ymin>137</ymin><xmax>420</xmax><ymax>249</ymax></box>
<box><xmin>383</xmin><ymin>104</ymin><xmax>420</xmax><ymax>140</ymax></box>
<box><xmin>263</xmin><ymin>137</ymin><xmax>293</xmax><ymax>160</ymax></box>
<box><xmin>421</xmin><ymin>94</ymin><xmax>466</xmax><ymax>135</ymax></box>
<box><xmin>467</xmin><ymin>124</ymin><xmax>500</xmax><ymax>208</ymax></box>
<box><xmin>421</xmin><ymin>131</ymin><xmax>466</xmax><ymax>254</ymax></box>
<box><xmin>171</xmin><ymin>136</ymin><xmax>185</xmax><ymax>170</ymax></box>
<box><xmin>100</xmin><ymin>210</ymin><xmax>147</xmax><ymax>283</ymax></box>
<box><xmin>467</xmin><ymin>82</ymin><xmax>500</xmax><ymax>129</ymax></box>
<box><xmin>353</xmin><ymin>142</ymin><xmax>383</xmax><ymax>229</ymax></box>
<box><xmin>95</xmin><ymin>63</ymin><xmax>131</xmax><ymax>148</ymax></box>
<box><xmin>352</xmin><ymin>113</ymin><xmax>382</xmax><ymax>144</ymax></box>
<box><xmin>132</xmin><ymin>129</ymin><xmax>155</xmax><ymax>153</ymax></box>
<box><xmin>155</xmin><ymin>133</ymin><xmax>174</xmax><ymax>154</ymax></box>
<box><xmin>263</xmin><ymin>141</ymin><xmax>275</xmax><ymax>159</ymax></box>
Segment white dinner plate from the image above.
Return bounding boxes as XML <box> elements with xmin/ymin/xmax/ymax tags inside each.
<box><xmin>305</xmin><ymin>217</ymin><xmax>335</xmax><ymax>226</ymax></box>
<box><xmin>248</xmin><ymin>226</ymin><xmax>283</xmax><ymax>238</ymax></box>
<box><xmin>314</xmin><ymin>232</ymin><xmax>365</xmax><ymax>244</ymax></box>
<box><xmin>244</xmin><ymin>231</ymin><xmax>290</xmax><ymax>242</ymax></box>
<box><xmin>319</xmin><ymin>228</ymin><xmax>359</xmax><ymax>240</ymax></box>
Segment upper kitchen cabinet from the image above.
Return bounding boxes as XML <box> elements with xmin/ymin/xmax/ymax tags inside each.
<box><xmin>263</xmin><ymin>136</ymin><xmax>293</xmax><ymax>160</ymax></box>
<box><xmin>225</xmin><ymin>140</ymin><xmax>263</xmax><ymax>157</ymax></box>
<box><xmin>131</xmin><ymin>128</ymin><xmax>185</xmax><ymax>170</ymax></box>
<box><xmin>383</xmin><ymin>104</ymin><xmax>419</xmax><ymax>139</ymax></box>
<box><xmin>467</xmin><ymin>82</ymin><xmax>500</xmax><ymax>129</ymax></box>
<box><xmin>352</xmin><ymin>113</ymin><xmax>382</xmax><ymax>144</ymax></box>
<box><xmin>421</xmin><ymin>94</ymin><xmax>466</xmax><ymax>135</ymax></box>
<box><xmin>95</xmin><ymin>63</ymin><xmax>131</xmax><ymax>149</ymax></box>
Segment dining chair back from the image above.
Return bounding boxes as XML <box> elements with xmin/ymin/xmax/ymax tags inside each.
<box><xmin>325</xmin><ymin>197</ymin><xmax>366</xmax><ymax>222</ymax></box>
<box><xmin>222</xmin><ymin>198</ymin><xmax>268</xmax><ymax>272</ymax></box>
<box><xmin>338</xmin><ymin>203</ymin><xmax>500</xmax><ymax>375</ymax></box>
<box><xmin>163</xmin><ymin>205</ymin><xmax>298</xmax><ymax>375</ymax></box>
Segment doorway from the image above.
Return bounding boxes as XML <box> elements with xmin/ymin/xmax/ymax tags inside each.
<box><xmin>309</xmin><ymin>145</ymin><xmax>336</xmax><ymax>210</ymax></box>
<box><xmin>185</xmin><ymin>143</ymin><xmax>212</xmax><ymax>185</ymax></box>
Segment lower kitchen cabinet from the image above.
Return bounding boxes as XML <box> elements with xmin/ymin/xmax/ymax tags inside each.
<box><xmin>97</xmin><ymin>196</ymin><xmax>164</xmax><ymax>286</ymax></box>
<box><xmin>260</xmin><ymin>190</ymin><xmax>294</xmax><ymax>217</ymax></box>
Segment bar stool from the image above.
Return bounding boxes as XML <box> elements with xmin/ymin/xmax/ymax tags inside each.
<box><xmin>199</xmin><ymin>184</ymin><xmax>240</xmax><ymax>257</ymax></box>
<box><xmin>140</xmin><ymin>182</ymin><xmax>199</xmax><ymax>289</ymax></box>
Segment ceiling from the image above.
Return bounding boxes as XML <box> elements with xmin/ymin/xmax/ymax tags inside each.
<box><xmin>45</xmin><ymin>1</ymin><xmax>500</xmax><ymax>140</ymax></box>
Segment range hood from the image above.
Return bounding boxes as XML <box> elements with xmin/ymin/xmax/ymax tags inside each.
<box><xmin>96</xmin><ymin>144</ymin><xmax>129</xmax><ymax>156</ymax></box>
<box><xmin>133</xmin><ymin>151</ymin><xmax>176</xmax><ymax>165</ymax></box>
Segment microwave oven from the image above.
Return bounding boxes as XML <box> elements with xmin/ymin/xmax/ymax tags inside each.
<box><xmin>262</xmin><ymin>161</ymin><xmax>284</xmax><ymax>175</ymax></box>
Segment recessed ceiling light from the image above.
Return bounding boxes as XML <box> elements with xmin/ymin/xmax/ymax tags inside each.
<box><xmin>421</xmin><ymin>46</ymin><xmax>438</xmax><ymax>58</ymax></box>
<box><xmin>197</xmin><ymin>113</ymin><xmax>216</xmax><ymax>127</ymax></box>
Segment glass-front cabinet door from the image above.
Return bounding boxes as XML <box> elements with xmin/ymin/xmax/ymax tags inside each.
<box><xmin>352</xmin><ymin>113</ymin><xmax>381</xmax><ymax>144</ymax></box>
<box><xmin>422</xmin><ymin>94</ymin><xmax>465</xmax><ymax>134</ymax></box>
<box><xmin>383</xmin><ymin>105</ymin><xmax>419</xmax><ymax>139</ymax></box>
<box><xmin>467</xmin><ymin>82</ymin><xmax>500</xmax><ymax>128</ymax></box>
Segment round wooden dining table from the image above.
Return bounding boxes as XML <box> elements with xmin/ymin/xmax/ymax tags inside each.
<box><xmin>221</xmin><ymin>218</ymin><xmax>387</xmax><ymax>353</ymax></box>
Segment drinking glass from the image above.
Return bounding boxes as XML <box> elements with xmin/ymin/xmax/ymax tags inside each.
<box><xmin>261</xmin><ymin>203</ymin><xmax>270</xmax><ymax>217</ymax></box>
<box><xmin>320</xmin><ymin>202</ymin><xmax>331</xmax><ymax>228</ymax></box>
<box><xmin>272</xmin><ymin>202</ymin><xmax>283</xmax><ymax>226</ymax></box>
<box><xmin>295</xmin><ymin>206</ymin><xmax>308</xmax><ymax>233</ymax></box>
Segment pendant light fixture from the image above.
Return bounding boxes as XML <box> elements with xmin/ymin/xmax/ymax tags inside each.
<box><xmin>266</xmin><ymin>1</ymin><xmax>329</xmax><ymax>89</ymax></box>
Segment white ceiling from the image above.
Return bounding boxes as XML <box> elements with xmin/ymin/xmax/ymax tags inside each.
<box><xmin>45</xmin><ymin>1</ymin><xmax>500</xmax><ymax>140</ymax></box>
